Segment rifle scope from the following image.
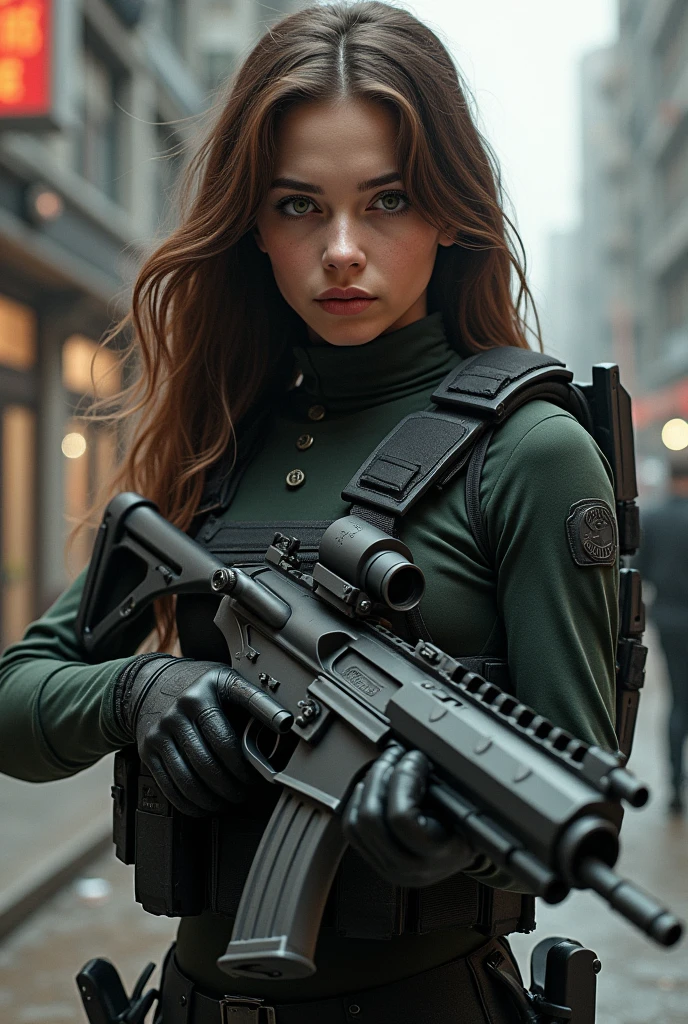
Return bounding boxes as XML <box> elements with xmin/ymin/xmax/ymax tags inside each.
<box><xmin>318</xmin><ymin>516</ymin><xmax>425</xmax><ymax>612</ymax></box>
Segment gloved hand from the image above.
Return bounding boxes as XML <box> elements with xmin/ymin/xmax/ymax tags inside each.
<box><xmin>342</xmin><ymin>743</ymin><xmax>479</xmax><ymax>887</ymax></box>
<box><xmin>113</xmin><ymin>654</ymin><xmax>254</xmax><ymax>817</ymax></box>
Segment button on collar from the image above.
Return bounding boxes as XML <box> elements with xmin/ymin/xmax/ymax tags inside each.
<box><xmin>286</xmin><ymin>469</ymin><xmax>306</xmax><ymax>488</ymax></box>
<box><xmin>296</xmin><ymin>433</ymin><xmax>314</xmax><ymax>451</ymax></box>
<box><xmin>308</xmin><ymin>404</ymin><xmax>326</xmax><ymax>421</ymax></box>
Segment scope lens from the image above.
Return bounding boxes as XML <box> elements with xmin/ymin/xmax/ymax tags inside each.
<box><xmin>360</xmin><ymin>550</ymin><xmax>425</xmax><ymax>610</ymax></box>
<box><xmin>381</xmin><ymin>564</ymin><xmax>424</xmax><ymax>610</ymax></box>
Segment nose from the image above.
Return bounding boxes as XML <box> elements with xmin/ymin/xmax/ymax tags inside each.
<box><xmin>322</xmin><ymin>216</ymin><xmax>367</xmax><ymax>272</ymax></box>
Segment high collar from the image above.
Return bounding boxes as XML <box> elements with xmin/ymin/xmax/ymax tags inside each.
<box><xmin>290</xmin><ymin>312</ymin><xmax>461</xmax><ymax>415</ymax></box>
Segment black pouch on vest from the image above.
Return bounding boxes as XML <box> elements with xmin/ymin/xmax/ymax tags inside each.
<box><xmin>209</xmin><ymin>810</ymin><xmax>273</xmax><ymax>917</ymax></box>
<box><xmin>134</xmin><ymin>767</ymin><xmax>209</xmax><ymax>917</ymax></box>
<box><xmin>112</xmin><ymin>745</ymin><xmax>139</xmax><ymax>865</ymax></box>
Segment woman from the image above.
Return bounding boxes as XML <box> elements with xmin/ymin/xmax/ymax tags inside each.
<box><xmin>0</xmin><ymin>4</ymin><xmax>618</xmax><ymax>1022</ymax></box>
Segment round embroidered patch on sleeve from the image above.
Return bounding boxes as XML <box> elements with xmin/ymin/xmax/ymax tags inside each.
<box><xmin>566</xmin><ymin>498</ymin><xmax>618</xmax><ymax>567</ymax></box>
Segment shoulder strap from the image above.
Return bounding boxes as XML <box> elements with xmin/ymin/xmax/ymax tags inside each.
<box><xmin>342</xmin><ymin>348</ymin><xmax>583</xmax><ymax>523</ymax></box>
<box><xmin>431</xmin><ymin>347</ymin><xmax>574</xmax><ymax>420</ymax></box>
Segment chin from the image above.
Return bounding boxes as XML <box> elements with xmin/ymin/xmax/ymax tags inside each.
<box><xmin>319</xmin><ymin>333</ymin><xmax>377</xmax><ymax>347</ymax></box>
<box><xmin>308</xmin><ymin>316</ymin><xmax>390</xmax><ymax>347</ymax></box>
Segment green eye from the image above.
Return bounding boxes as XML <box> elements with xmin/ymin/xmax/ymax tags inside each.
<box><xmin>276</xmin><ymin>196</ymin><xmax>315</xmax><ymax>217</ymax></box>
<box><xmin>372</xmin><ymin>191</ymin><xmax>410</xmax><ymax>215</ymax></box>
<box><xmin>276</xmin><ymin>190</ymin><xmax>410</xmax><ymax>218</ymax></box>
<box><xmin>381</xmin><ymin>194</ymin><xmax>400</xmax><ymax>210</ymax></box>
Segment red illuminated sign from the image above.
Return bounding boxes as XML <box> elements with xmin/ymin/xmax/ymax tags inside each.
<box><xmin>0</xmin><ymin>0</ymin><xmax>50</xmax><ymax>118</ymax></box>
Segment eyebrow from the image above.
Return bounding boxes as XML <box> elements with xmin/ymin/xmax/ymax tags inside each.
<box><xmin>269</xmin><ymin>171</ymin><xmax>402</xmax><ymax>194</ymax></box>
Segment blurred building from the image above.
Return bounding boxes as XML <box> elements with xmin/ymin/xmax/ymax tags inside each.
<box><xmin>0</xmin><ymin>0</ymin><xmax>301</xmax><ymax>648</ymax></box>
<box><xmin>615</xmin><ymin>0</ymin><xmax>688</xmax><ymax>455</ymax></box>
<box><xmin>544</xmin><ymin>228</ymin><xmax>581</xmax><ymax>372</ymax></box>
<box><xmin>580</xmin><ymin>45</ymin><xmax>634</xmax><ymax>386</ymax></box>
<box><xmin>546</xmin><ymin>0</ymin><xmax>688</xmax><ymax>469</ymax></box>
<box><xmin>201</xmin><ymin>0</ymin><xmax>303</xmax><ymax>95</ymax></box>
<box><xmin>544</xmin><ymin>43</ymin><xmax>634</xmax><ymax>387</ymax></box>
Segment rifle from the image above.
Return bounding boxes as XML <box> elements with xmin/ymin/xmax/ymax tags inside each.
<box><xmin>77</xmin><ymin>492</ymin><xmax>683</xmax><ymax>983</ymax></box>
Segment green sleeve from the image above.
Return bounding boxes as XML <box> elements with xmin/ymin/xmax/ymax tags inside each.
<box><xmin>462</xmin><ymin>405</ymin><xmax>618</xmax><ymax>893</ymax></box>
<box><xmin>0</xmin><ymin>567</ymin><xmax>154</xmax><ymax>782</ymax></box>
<box><xmin>483</xmin><ymin>406</ymin><xmax>618</xmax><ymax>751</ymax></box>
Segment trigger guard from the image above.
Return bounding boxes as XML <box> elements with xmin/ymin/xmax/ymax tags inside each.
<box><xmin>243</xmin><ymin>719</ymin><xmax>281</xmax><ymax>783</ymax></box>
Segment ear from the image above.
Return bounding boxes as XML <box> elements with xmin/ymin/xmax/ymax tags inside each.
<box><xmin>253</xmin><ymin>225</ymin><xmax>268</xmax><ymax>254</ymax></box>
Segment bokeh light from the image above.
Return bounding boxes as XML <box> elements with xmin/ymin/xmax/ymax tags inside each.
<box><xmin>61</xmin><ymin>432</ymin><xmax>87</xmax><ymax>458</ymax></box>
<box><xmin>661</xmin><ymin>419</ymin><xmax>688</xmax><ymax>451</ymax></box>
<box><xmin>33</xmin><ymin>190</ymin><xmax>64</xmax><ymax>222</ymax></box>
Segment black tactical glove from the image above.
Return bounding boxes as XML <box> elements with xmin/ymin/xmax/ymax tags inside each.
<box><xmin>113</xmin><ymin>654</ymin><xmax>254</xmax><ymax>817</ymax></box>
<box><xmin>342</xmin><ymin>743</ymin><xmax>479</xmax><ymax>887</ymax></box>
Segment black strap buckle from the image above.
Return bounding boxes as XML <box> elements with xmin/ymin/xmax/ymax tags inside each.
<box><xmin>220</xmin><ymin>996</ymin><xmax>276</xmax><ymax>1024</ymax></box>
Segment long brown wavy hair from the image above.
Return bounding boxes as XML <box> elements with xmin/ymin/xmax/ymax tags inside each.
<box><xmin>74</xmin><ymin>0</ymin><xmax>540</xmax><ymax>650</ymax></box>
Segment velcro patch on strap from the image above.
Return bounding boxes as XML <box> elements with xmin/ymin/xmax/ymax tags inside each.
<box><xmin>432</xmin><ymin>349</ymin><xmax>572</xmax><ymax>421</ymax></box>
<box><xmin>342</xmin><ymin>411</ymin><xmax>480</xmax><ymax>516</ymax></box>
<box><xmin>447</xmin><ymin>366</ymin><xmax>512</xmax><ymax>398</ymax></box>
<box><xmin>360</xmin><ymin>455</ymin><xmax>420</xmax><ymax>496</ymax></box>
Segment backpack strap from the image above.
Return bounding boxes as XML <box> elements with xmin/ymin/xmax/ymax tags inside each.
<box><xmin>464</xmin><ymin>428</ymin><xmax>495</xmax><ymax>564</ymax></box>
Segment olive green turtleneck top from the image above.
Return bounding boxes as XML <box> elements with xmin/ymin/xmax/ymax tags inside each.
<box><xmin>0</xmin><ymin>312</ymin><xmax>618</xmax><ymax>999</ymax></box>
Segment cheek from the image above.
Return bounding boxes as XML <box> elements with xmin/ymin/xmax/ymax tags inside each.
<box><xmin>259</xmin><ymin>230</ymin><xmax>312</xmax><ymax>295</ymax></box>
<box><xmin>379</xmin><ymin>223</ymin><xmax>439</xmax><ymax>280</ymax></box>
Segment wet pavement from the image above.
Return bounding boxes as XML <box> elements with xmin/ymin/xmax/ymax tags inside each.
<box><xmin>0</xmin><ymin>854</ymin><xmax>176</xmax><ymax>1023</ymax></box>
<box><xmin>0</xmin><ymin>624</ymin><xmax>685</xmax><ymax>1023</ymax></box>
<box><xmin>0</xmin><ymin>757</ymin><xmax>112</xmax><ymax>911</ymax></box>
<box><xmin>510</xmin><ymin>623</ymin><xmax>688</xmax><ymax>1024</ymax></box>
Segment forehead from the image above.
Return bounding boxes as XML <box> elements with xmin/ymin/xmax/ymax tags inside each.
<box><xmin>273</xmin><ymin>98</ymin><xmax>398</xmax><ymax>179</ymax></box>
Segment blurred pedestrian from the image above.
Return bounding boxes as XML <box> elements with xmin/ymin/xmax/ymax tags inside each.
<box><xmin>638</xmin><ymin>457</ymin><xmax>688</xmax><ymax>813</ymax></box>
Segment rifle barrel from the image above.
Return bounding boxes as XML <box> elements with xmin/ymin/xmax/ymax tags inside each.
<box><xmin>577</xmin><ymin>857</ymin><xmax>683</xmax><ymax>946</ymax></box>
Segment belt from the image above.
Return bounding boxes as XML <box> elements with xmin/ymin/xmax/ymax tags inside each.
<box><xmin>158</xmin><ymin>938</ymin><xmax>521</xmax><ymax>1024</ymax></box>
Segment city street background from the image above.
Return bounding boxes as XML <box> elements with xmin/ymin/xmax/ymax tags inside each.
<box><xmin>1</xmin><ymin>2</ymin><xmax>687</xmax><ymax>1023</ymax></box>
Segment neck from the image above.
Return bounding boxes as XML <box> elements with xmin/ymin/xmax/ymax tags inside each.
<box><xmin>289</xmin><ymin>312</ymin><xmax>460</xmax><ymax>416</ymax></box>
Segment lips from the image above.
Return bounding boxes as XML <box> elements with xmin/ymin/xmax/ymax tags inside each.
<box><xmin>316</xmin><ymin>296</ymin><xmax>378</xmax><ymax>316</ymax></box>
<box><xmin>316</xmin><ymin>288</ymin><xmax>375</xmax><ymax>300</ymax></box>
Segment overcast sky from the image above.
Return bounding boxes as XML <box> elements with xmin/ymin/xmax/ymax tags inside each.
<box><xmin>403</xmin><ymin>0</ymin><xmax>617</xmax><ymax>306</ymax></box>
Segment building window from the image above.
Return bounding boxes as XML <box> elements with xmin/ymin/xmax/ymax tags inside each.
<box><xmin>621</xmin><ymin>0</ymin><xmax>643</xmax><ymax>34</ymax></box>
<box><xmin>1</xmin><ymin>405</ymin><xmax>36</xmax><ymax>647</ymax></box>
<box><xmin>154</xmin><ymin>119</ymin><xmax>185</xmax><ymax>229</ymax></box>
<box><xmin>62</xmin><ymin>336</ymin><xmax>121</xmax><ymax>574</ymax></box>
<box><xmin>662</xmin><ymin>258</ymin><xmax>688</xmax><ymax>334</ymax></box>
<box><xmin>205</xmin><ymin>51</ymin><xmax>236</xmax><ymax>92</ymax></box>
<box><xmin>63</xmin><ymin>418</ymin><xmax>120</xmax><ymax>574</ymax></box>
<box><xmin>657</xmin><ymin>2</ymin><xmax>688</xmax><ymax>97</ymax></box>
<box><xmin>62</xmin><ymin>335</ymin><xmax>121</xmax><ymax>398</ymax></box>
<box><xmin>161</xmin><ymin>0</ymin><xmax>185</xmax><ymax>54</ymax></box>
<box><xmin>660</xmin><ymin>121</ymin><xmax>688</xmax><ymax>220</ymax></box>
<box><xmin>0</xmin><ymin>295</ymin><xmax>36</xmax><ymax>370</ymax></box>
<box><xmin>72</xmin><ymin>38</ymin><xmax>124</xmax><ymax>201</ymax></box>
